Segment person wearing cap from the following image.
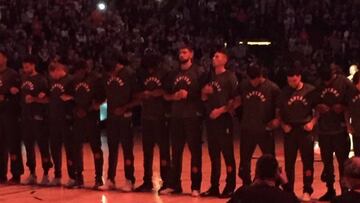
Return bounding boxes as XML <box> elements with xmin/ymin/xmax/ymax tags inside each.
<box><xmin>227</xmin><ymin>154</ymin><xmax>299</xmax><ymax>203</ymax></box>
<box><xmin>71</xmin><ymin>59</ymin><xmax>105</xmax><ymax>189</ymax></box>
<box><xmin>200</xmin><ymin>50</ymin><xmax>238</xmax><ymax>198</ymax></box>
<box><xmin>315</xmin><ymin>66</ymin><xmax>353</xmax><ymax>201</ymax></box>
<box><xmin>20</xmin><ymin>56</ymin><xmax>53</xmax><ymax>185</ymax></box>
<box><xmin>276</xmin><ymin>67</ymin><xmax>317</xmax><ymax>201</ymax></box>
<box><xmin>103</xmin><ymin>56</ymin><xmax>140</xmax><ymax>191</ymax></box>
<box><xmin>160</xmin><ymin>45</ymin><xmax>206</xmax><ymax>197</ymax></box>
<box><xmin>47</xmin><ymin>60</ymin><xmax>76</xmax><ymax>187</ymax></box>
<box><xmin>0</xmin><ymin>50</ymin><xmax>24</xmax><ymax>184</ymax></box>
<box><xmin>331</xmin><ymin>157</ymin><xmax>360</xmax><ymax>203</ymax></box>
<box><xmin>234</xmin><ymin>63</ymin><xmax>280</xmax><ymax>187</ymax></box>
<box><xmin>134</xmin><ymin>54</ymin><xmax>171</xmax><ymax>192</ymax></box>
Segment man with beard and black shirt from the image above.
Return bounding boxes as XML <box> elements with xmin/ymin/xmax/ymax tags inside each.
<box><xmin>234</xmin><ymin>64</ymin><xmax>280</xmax><ymax>187</ymax></box>
<box><xmin>227</xmin><ymin>154</ymin><xmax>299</xmax><ymax>203</ymax></box>
<box><xmin>316</xmin><ymin>67</ymin><xmax>352</xmax><ymax>201</ymax></box>
<box><xmin>276</xmin><ymin>67</ymin><xmax>317</xmax><ymax>202</ymax></box>
<box><xmin>159</xmin><ymin>45</ymin><xmax>206</xmax><ymax>197</ymax></box>
<box><xmin>347</xmin><ymin>71</ymin><xmax>360</xmax><ymax>156</ymax></box>
<box><xmin>0</xmin><ymin>50</ymin><xmax>24</xmax><ymax>184</ymax></box>
<box><xmin>200</xmin><ymin>50</ymin><xmax>237</xmax><ymax>198</ymax></box>
<box><xmin>104</xmin><ymin>56</ymin><xmax>139</xmax><ymax>191</ymax></box>
<box><xmin>331</xmin><ymin>157</ymin><xmax>360</xmax><ymax>203</ymax></box>
<box><xmin>134</xmin><ymin>54</ymin><xmax>171</xmax><ymax>193</ymax></box>
<box><xmin>48</xmin><ymin>61</ymin><xmax>76</xmax><ymax>187</ymax></box>
<box><xmin>72</xmin><ymin>60</ymin><xmax>105</xmax><ymax>189</ymax></box>
<box><xmin>20</xmin><ymin>56</ymin><xmax>53</xmax><ymax>185</ymax></box>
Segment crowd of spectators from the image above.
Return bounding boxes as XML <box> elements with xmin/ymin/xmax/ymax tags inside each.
<box><xmin>0</xmin><ymin>0</ymin><xmax>359</xmax><ymax>86</ymax></box>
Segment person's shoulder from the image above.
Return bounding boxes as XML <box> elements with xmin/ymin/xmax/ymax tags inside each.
<box><xmin>303</xmin><ymin>82</ymin><xmax>316</xmax><ymax>91</ymax></box>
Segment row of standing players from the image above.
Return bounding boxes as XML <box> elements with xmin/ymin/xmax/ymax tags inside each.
<box><xmin>0</xmin><ymin>47</ymin><xmax>359</xmax><ymax>201</ymax></box>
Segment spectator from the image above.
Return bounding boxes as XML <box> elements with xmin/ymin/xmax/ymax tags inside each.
<box><xmin>331</xmin><ymin>157</ymin><xmax>360</xmax><ymax>203</ymax></box>
<box><xmin>227</xmin><ymin>154</ymin><xmax>299</xmax><ymax>203</ymax></box>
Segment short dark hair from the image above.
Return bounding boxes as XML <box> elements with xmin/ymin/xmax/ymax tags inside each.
<box><xmin>22</xmin><ymin>55</ymin><xmax>37</xmax><ymax>65</ymax></box>
<box><xmin>247</xmin><ymin>63</ymin><xmax>263</xmax><ymax>79</ymax></box>
<box><xmin>286</xmin><ymin>66</ymin><xmax>302</xmax><ymax>77</ymax></box>
<box><xmin>73</xmin><ymin>59</ymin><xmax>88</xmax><ymax>72</ymax></box>
<box><xmin>179</xmin><ymin>44</ymin><xmax>194</xmax><ymax>52</ymax></box>
<box><xmin>255</xmin><ymin>154</ymin><xmax>279</xmax><ymax>180</ymax></box>
<box><xmin>353</xmin><ymin>71</ymin><xmax>360</xmax><ymax>85</ymax></box>
<box><xmin>215</xmin><ymin>49</ymin><xmax>229</xmax><ymax>59</ymax></box>
<box><xmin>318</xmin><ymin>67</ymin><xmax>333</xmax><ymax>82</ymax></box>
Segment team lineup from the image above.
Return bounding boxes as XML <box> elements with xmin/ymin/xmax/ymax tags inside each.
<box><xmin>0</xmin><ymin>45</ymin><xmax>359</xmax><ymax>202</ymax></box>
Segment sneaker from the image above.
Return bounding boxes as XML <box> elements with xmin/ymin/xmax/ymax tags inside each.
<box><xmin>319</xmin><ymin>189</ymin><xmax>336</xmax><ymax>201</ymax></box>
<box><xmin>134</xmin><ymin>182</ymin><xmax>153</xmax><ymax>192</ymax></box>
<box><xmin>159</xmin><ymin>187</ymin><xmax>183</xmax><ymax>195</ymax></box>
<box><xmin>39</xmin><ymin>175</ymin><xmax>50</xmax><ymax>186</ymax></box>
<box><xmin>65</xmin><ymin>179</ymin><xmax>77</xmax><ymax>188</ymax></box>
<box><xmin>49</xmin><ymin>178</ymin><xmax>62</xmax><ymax>187</ymax></box>
<box><xmin>201</xmin><ymin>187</ymin><xmax>220</xmax><ymax>197</ymax></box>
<box><xmin>105</xmin><ymin>179</ymin><xmax>116</xmax><ymax>190</ymax></box>
<box><xmin>220</xmin><ymin>184</ymin><xmax>235</xmax><ymax>198</ymax></box>
<box><xmin>8</xmin><ymin>176</ymin><xmax>21</xmax><ymax>185</ymax></box>
<box><xmin>301</xmin><ymin>192</ymin><xmax>311</xmax><ymax>202</ymax></box>
<box><xmin>120</xmin><ymin>179</ymin><xmax>134</xmax><ymax>192</ymax></box>
<box><xmin>93</xmin><ymin>178</ymin><xmax>104</xmax><ymax>190</ymax></box>
<box><xmin>23</xmin><ymin>174</ymin><xmax>37</xmax><ymax>185</ymax></box>
<box><xmin>191</xmin><ymin>190</ymin><xmax>200</xmax><ymax>197</ymax></box>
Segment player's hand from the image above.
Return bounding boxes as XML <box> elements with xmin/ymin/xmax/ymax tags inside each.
<box><xmin>281</xmin><ymin>123</ymin><xmax>292</xmax><ymax>134</ymax></box>
<box><xmin>304</xmin><ymin>121</ymin><xmax>315</xmax><ymax>132</ymax></box>
<box><xmin>317</xmin><ymin>104</ymin><xmax>330</xmax><ymax>114</ymax></box>
<box><xmin>209</xmin><ymin>108</ymin><xmax>223</xmax><ymax>120</ymax></box>
<box><xmin>202</xmin><ymin>84</ymin><xmax>214</xmax><ymax>95</ymax></box>
<box><xmin>178</xmin><ymin>89</ymin><xmax>188</xmax><ymax>99</ymax></box>
<box><xmin>266</xmin><ymin>118</ymin><xmax>280</xmax><ymax>130</ymax></box>
<box><xmin>10</xmin><ymin>87</ymin><xmax>19</xmax><ymax>95</ymax></box>
<box><xmin>347</xmin><ymin>124</ymin><xmax>355</xmax><ymax>135</ymax></box>
<box><xmin>60</xmin><ymin>94</ymin><xmax>73</xmax><ymax>102</ymax></box>
<box><xmin>38</xmin><ymin>92</ymin><xmax>46</xmax><ymax>99</ymax></box>
<box><xmin>142</xmin><ymin>90</ymin><xmax>151</xmax><ymax>99</ymax></box>
<box><xmin>25</xmin><ymin>95</ymin><xmax>34</xmax><ymax>104</ymax></box>
<box><xmin>276</xmin><ymin>167</ymin><xmax>288</xmax><ymax>185</ymax></box>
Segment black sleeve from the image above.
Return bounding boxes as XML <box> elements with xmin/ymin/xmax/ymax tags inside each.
<box><xmin>94</xmin><ymin>74</ymin><xmax>106</xmax><ymax>104</ymax></box>
<box><xmin>163</xmin><ymin>70</ymin><xmax>176</xmax><ymax>94</ymax></box>
<box><xmin>342</xmin><ymin>77</ymin><xmax>354</xmax><ymax>105</ymax></box>
<box><xmin>271</xmin><ymin>83</ymin><xmax>281</xmax><ymax>104</ymax></box>
<box><xmin>228</xmin><ymin>72</ymin><xmax>239</xmax><ymax>99</ymax></box>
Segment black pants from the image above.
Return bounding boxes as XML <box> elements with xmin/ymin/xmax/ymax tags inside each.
<box><xmin>239</xmin><ymin>127</ymin><xmax>275</xmax><ymax>185</ymax></box>
<box><xmin>141</xmin><ymin>118</ymin><xmax>170</xmax><ymax>185</ymax></box>
<box><xmin>73</xmin><ymin>111</ymin><xmax>104</xmax><ymax>181</ymax></box>
<box><xmin>0</xmin><ymin>115</ymin><xmax>24</xmax><ymax>180</ymax></box>
<box><xmin>206</xmin><ymin>114</ymin><xmax>236</xmax><ymax>189</ymax></box>
<box><xmin>283</xmin><ymin>126</ymin><xmax>314</xmax><ymax>194</ymax></box>
<box><xmin>319</xmin><ymin>131</ymin><xmax>350</xmax><ymax>191</ymax></box>
<box><xmin>353</xmin><ymin>134</ymin><xmax>360</xmax><ymax>157</ymax></box>
<box><xmin>22</xmin><ymin>117</ymin><xmax>52</xmax><ymax>175</ymax></box>
<box><xmin>106</xmin><ymin>116</ymin><xmax>135</xmax><ymax>182</ymax></box>
<box><xmin>49</xmin><ymin>119</ymin><xmax>75</xmax><ymax>179</ymax></box>
<box><xmin>169</xmin><ymin>117</ymin><xmax>202</xmax><ymax>191</ymax></box>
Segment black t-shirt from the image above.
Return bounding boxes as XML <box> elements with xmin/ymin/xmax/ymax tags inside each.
<box><xmin>20</xmin><ymin>73</ymin><xmax>48</xmax><ymax>120</ymax></box>
<box><xmin>73</xmin><ymin>72</ymin><xmax>105</xmax><ymax>111</ymax></box>
<box><xmin>228</xmin><ymin>184</ymin><xmax>300</xmax><ymax>203</ymax></box>
<box><xmin>277</xmin><ymin>83</ymin><xmax>316</xmax><ymax>126</ymax></box>
<box><xmin>347</xmin><ymin>86</ymin><xmax>360</xmax><ymax>134</ymax></box>
<box><xmin>238</xmin><ymin>79</ymin><xmax>280</xmax><ymax>132</ymax></box>
<box><xmin>104</xmin><ymin>67</ymin><xmax>138</xmax><ymax>117</ymax></box>
<box><xmin>331</xmin><ymin>191</ymin><xmax>360</xmax><ymax>203</ymax></box>
<box><xmin>165</xmin><ymin>64</ymin><xmax>206</xmax><ymax>118</ymax></box>
<box><xmin>139</xmin><ymin>68</ymin><xmax>168</xmax><ymax>120</ymax></box>
<box><xmin>205</xmin><ymin>70</ymin><xmax>238</xmax><ymax>115</ymax></box>
<box><xmin>315</xmin><ymin>75</ymin><xmax>353</xmax><ymax>134</ymax></box>
<box><xmin>0</xmin><ymin>67</ymin><xmax>21</xmax><ymax>115</ymax></box>
<box><xmin>49</xmin><ymin>75</ymin><xmax>74</xmax><ymax>121</ymax></box>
